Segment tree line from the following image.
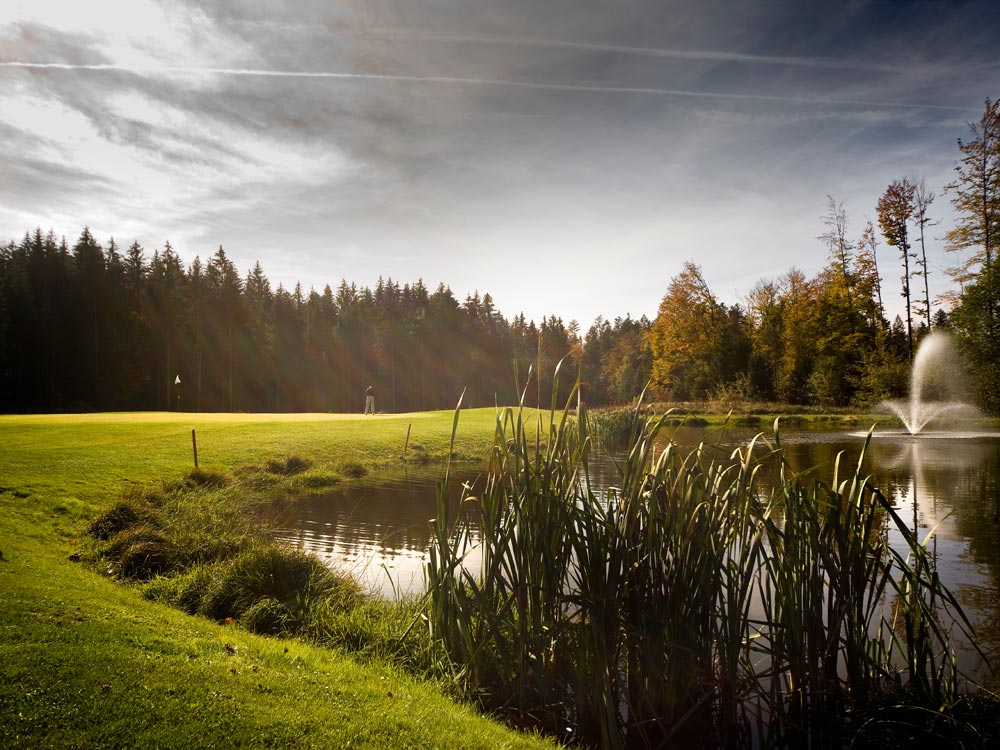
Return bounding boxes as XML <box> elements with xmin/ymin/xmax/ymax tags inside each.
<box><xmin>0</xmin><ymin>230</ymin><xmax>651</xmax><ymax>413</ymax></box>
<box><xmin>1</xmin><ymin>98</ymin><xmax>997</xmax><ymax>414</ymax></box>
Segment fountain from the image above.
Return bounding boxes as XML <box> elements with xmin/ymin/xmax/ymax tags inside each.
<box><xmin>881</xmin><ymin>331</ymin><xmax>982</xmax><ymax>435</ymax></box>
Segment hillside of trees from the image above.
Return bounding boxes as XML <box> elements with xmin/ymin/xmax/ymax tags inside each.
<box><xmin>2</xmin><ymin>98</ymin><xmax>997</xmax><ymax>415</ymax></box>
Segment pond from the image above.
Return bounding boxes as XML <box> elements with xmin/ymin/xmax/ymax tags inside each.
<box><xmin>272</xmin><ymin>424</ymin><xmax>1000</xmax><ymax>683</ymax></box>
<box><xmin>271</xmin><ymin>462</ymin><xmax>481</xmax><ymax>597</ymax></box>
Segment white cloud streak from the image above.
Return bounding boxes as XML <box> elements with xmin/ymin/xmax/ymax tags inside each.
<box><xmin>0</xmin><ymin>60</ymin><xmax>975</xmax><ymax>112</ymax></box>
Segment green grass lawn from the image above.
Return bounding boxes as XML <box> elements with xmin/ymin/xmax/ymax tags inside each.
<box><xmin>0</xmin><ymin>409</ymin><xmax>558</xmax><ymax>749</ymax></box>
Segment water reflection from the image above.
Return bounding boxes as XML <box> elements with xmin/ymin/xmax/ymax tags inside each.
<box><xmin>781</xmin><ymin>430</ymin><xmax>1000</xmax><ymax>684</ymax></box>
<box><xmin>272</xmin><ymin>428</ymin><xmax>1000</xmax><ymax>682</ymax></box>
<box><xmin>271</xmin><ymin>465</ymin><xmax>484</xmax><ymax>596</ymax></box>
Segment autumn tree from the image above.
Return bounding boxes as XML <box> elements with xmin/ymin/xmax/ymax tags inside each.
<box><xmin>648</xmin><ymin>262</ymin><xmax>731</xmax><ymax>400</ymax></box>
<box><xmin>745</xmin><ymin>278</ymin><xmax>784</xmax><ymax>400</ymax></box>
<box><xmin>843</xmin><ymin>219</ymin><xmax>911</xmax><ymax>405</ymax></box>
<box><xmin>877</xmin><ymin>177</ymin><xmax>918</xmax><ymax>357</ymax></box>
<box><xmin>810</xmin><ymin>264</ymin><xmax>876</xmax><ymax>405</ymax></box>
<box><xmin>945</xmin><ymin>97</ymin><xmax>1000</xmax><ymax>284</ymax></box>
<box><xmin>774</xmin><ymin>269</ymin><xmax>818</xmax><ymax>403</ymax></box>
<box><xmin>604</xmin><ymin>323</ymin><xmax>652</xmax><ymax>403</ymax></box>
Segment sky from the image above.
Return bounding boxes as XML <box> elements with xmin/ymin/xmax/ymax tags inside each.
<box><xmin>2</xmin><ymin>1</ymin><xmax>998</xmax><ymax>329</ymax></box>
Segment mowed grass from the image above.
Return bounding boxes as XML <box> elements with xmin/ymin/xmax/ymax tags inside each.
<box><xmin>0</xmin><ymin>408</ymin><xmax>557</xmax><ymax>750</ymax></box>
<box><xmin>0</xmin><ymin>409</ymin><xmax>501</xmax><ymax>499</ymax></box>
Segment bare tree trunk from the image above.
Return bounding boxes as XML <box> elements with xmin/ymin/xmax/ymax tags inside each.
<box><xmin>912</xmin><ymin>178</ymin><xmax>936</xmax><ymax>329</ymax></box>
<box><xmin>902</xmin><ymin>233</ymin><xmax>914</xmax><ymax>358</ymax></box>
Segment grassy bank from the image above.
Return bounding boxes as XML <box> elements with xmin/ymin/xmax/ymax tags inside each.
<box><xmin>0</xmin><ymin>409</ymin><xmax>557</xmax><ymax>749</ymax></box>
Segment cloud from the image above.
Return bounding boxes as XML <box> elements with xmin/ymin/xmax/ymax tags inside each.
<box><xmin>2</xmin><ymin>0</ymin><xmax>999</xmax><ymax>327</ymax></box>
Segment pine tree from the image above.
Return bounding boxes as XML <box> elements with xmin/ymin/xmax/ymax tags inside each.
<box><xmin>207</xmin><ymin>246</ymin><xmax>244</xmax><ymax>411</ymax></box>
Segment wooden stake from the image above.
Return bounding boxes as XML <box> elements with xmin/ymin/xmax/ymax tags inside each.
<box><xmin>192</xmin><ymin>429</ymin><xmax>199</xmax><ymax>469</ymax></box>
<box><xmin>404</xmin><ymin>423</ymin><xmax>412</xmax><ymax>454</ymax></box>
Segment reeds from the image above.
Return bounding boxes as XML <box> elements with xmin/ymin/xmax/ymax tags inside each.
<box><xmin>425</xmin><ymin>375</ymin><xmax>984</xmax><ymax>748</ymax></box>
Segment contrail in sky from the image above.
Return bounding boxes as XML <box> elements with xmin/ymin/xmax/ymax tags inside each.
<box><xmin>0</xmin><ymin>60</ymin><xmax>973</xmax><ymax>112</ymax></box>
<box><xmin>359</xmin><ymin>27</ymin><xmax>914</xmax><ymax>74</ymax></box>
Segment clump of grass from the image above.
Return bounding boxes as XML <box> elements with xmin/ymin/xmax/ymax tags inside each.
<box><xmin>89</xmin><ymin>480</ymin><xmax>265</xmax><ymax>578</ymax></box>
<box><xmin>778</xmin><ymin>414</ymin><xmax>808</xmax><ymax>427</ymax></box>
<box><xmin>203</xmin><ymin>545</ymin><xmax>360</xmax><ymax>630</ymax></box>
<box><xmin>589</xmin><ymin>406</ymin><xmax>636</xmax><ymax>446</ymax></box>
<box><xmin>232</xmin><ymin>464</ymin><xmax>282</xmax><ymax>492</ymax></box>
<box><xmin>405</xmin><ymin>445</ymin><xmax>430</xmax><ymax>464</ymax></box>
<box><xmin>188</xmin><ymin>467</ymin><xmax>230</xmax><ymax>487</ymax></box>
<box><xmin>267</xmin><ymin>455</ymin><xmax>313</xmax><ymax>476</ymax></box>
<box><xmin>101</xmin><ymin>468</ymin><xmax>444</xmax><ymax>676</ymax></box>
<box><xmin>163</xmin><ymin>468</ymin><xmax>230</xmax><ymax>492</ymax></box>
<box><xmin>144</xmin><ymin>564</ymin><xmax>216</xmax><ymax>614</ymax></box>
<box><xmin>145</xmin><ymin>544</ymin><xmax>366</xmax><ymax>639</ymax></box>
<box><xmin>291</xmin><ymin>470</ymin><xmax>341</xmax><ymax>490</ymax></box>
<box><xmin>337</xmin><ymin>461</ymin><xmax>368</xmax><ymax>479</ymax></box>
<box><xmin>313</xmin><ymin>596</ymin><xmax>450</xmax><ymax>679</ymax></box>
<box><xmin>88</xmin><ymin>492</ymin><xmax>160</xmax><ymax>540</ymax></box>
<box><xmin>241</xmin><ymin>596</ymin><xmax>292</xmax><ymax>634</ymax></box>
<box><xmin>103</xmin><ymin>523</ymin><xmax>174</xmax><ymax>579</ymax></box>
